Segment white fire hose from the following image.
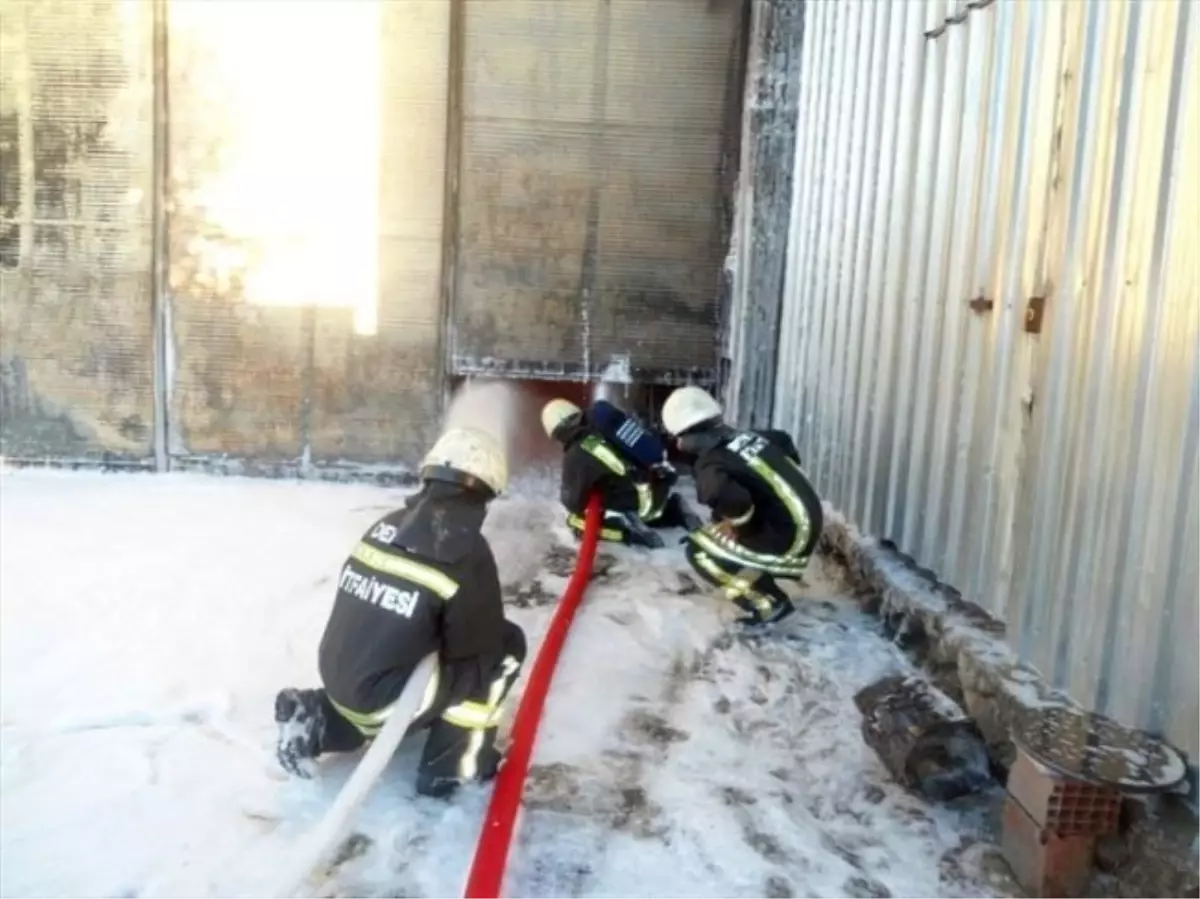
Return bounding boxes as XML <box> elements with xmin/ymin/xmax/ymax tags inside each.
<box><xmin>267</xmin><ymin>653</ymin><xmax>439</xmax><ymax>898</ymax></box>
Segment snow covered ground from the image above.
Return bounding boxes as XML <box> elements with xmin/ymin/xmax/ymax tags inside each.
<box><xmin>0</xmin><ymin>469</ymin><xmax>1018</xmax><ymax>898</ymax></box>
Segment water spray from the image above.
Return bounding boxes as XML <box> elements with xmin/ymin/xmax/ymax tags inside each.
<box><xmin>444</xmin><ymin>379</ymin><xmax>526</xmax><ymax>464</ymax></box>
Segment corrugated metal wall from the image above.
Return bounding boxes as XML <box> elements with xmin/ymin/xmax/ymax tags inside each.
<box><xmin>449</xmin><ymin>0</ymin><xmax>742</xmax><ymax>385</ymax></box>
<box><xmin>766</xmin><ymin>0</ymin><xmax>1198</xmax><ymax>757</ymax></box>
<box><xmin>0</xmin><ymin>0</ymin><xmax>155</xmax><ymax>465</ymax></box>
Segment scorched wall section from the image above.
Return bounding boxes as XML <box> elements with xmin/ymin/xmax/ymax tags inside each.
<box><xmin>1</xmin><ymin>0</ymin><xmax>741</xmax><ymax>474</ymax></box>
<box><xmin>164</xmin><ymin>1</ymin><xmax>449</xmax><ymax>469</ymax></box>
<box><xmin>448</xmin><ymin>0</ymin><xmax>744</xmax><ymax>385</ymax></box>
<box><xmin>0</xmin><ymin>0</ymin><xmax>155</xmax><ymax>465</ymax></box>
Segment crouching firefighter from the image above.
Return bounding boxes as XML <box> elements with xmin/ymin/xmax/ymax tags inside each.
<box><xmin>661</xmin><ymin>386</ymin><xmax>824</xmax><ymax>628</ymax></box>
<box><xmin>541</xmin><ymin>397</ymin><xmax>701</xmax><ymax>549</ymax></box>
<box><xmin>273</xmin><ymin>427</ymin><xmax>527</xmax><ymax>799</ymax></box>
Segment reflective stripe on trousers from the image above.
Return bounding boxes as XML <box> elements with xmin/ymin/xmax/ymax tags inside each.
<box><xmin>567</xmin><ymin>511</ymin><xmax>625</xmax><ymax>542</ymax></box>
<box><xmin>329</xmin><ymin>665</ymin><xmax>443</xmax><ymax>738</ymax></box>
<box><xmin>688</xmin><ymin>527</ymin><xmax>809</xmax><ymax>578</ymax></box>
<box><xmin>329</xmin><ymin>654</ymin><xmax>520</xmax><ymax>775</ymax></box>
<box><xmin>688</xmin><ymin>549</ymin><xmax>775</xmax><ymax>618</ymax></box>
<box><xmin>634</xmin><ymin>482</ymin><xmax>667</xmax><ymax>522</ymax></box>
<box><xmin>442</xmin><ymin>655</ymin><xmax>522</xmax><ymax>781</ymax></box>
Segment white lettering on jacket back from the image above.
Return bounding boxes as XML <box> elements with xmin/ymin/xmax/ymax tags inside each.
<box><xmin>339</xmin><ymin>564</ymin><xmax>419</xmax><ymax>618</ymax></box>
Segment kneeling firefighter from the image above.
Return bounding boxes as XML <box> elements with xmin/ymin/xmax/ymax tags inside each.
<box><xmin>661</xmin><ymin>386</ymin><xmax>823</xmax><ymax>628</ymax></box>
<box><xmin>273</xmin><ymin>427</ymin><xmax>526</xmax><ymax>799</ymax></box>
<box><xmin>542</xmin><ymin>398</ymin><xmax>701</xmax><ymax>548</ymax></box>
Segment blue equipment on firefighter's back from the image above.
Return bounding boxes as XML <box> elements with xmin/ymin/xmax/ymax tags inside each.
<box><xmin>589</xmin><ymin>400</ymin><xmax>668</xmax><ymax>472</ymax></box>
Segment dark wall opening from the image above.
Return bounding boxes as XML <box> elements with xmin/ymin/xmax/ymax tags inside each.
<box><xmin>446</xmin><ymin>375</ymin><xmax>681</xmax><ymax>476</ymax></box>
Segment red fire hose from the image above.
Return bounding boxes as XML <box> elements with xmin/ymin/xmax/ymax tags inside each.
<box><xmin>462</xmin><ymin>494</ymin><xmax>604</xmax><ymax>899</ymax></box>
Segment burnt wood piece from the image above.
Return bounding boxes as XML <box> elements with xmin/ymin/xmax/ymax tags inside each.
<box><xmin>853</xmin><ymin>674</ymin><xmax>992</xmax><ymax>801</ymax></box>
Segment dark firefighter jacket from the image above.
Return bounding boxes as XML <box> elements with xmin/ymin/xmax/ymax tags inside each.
<box><xmin>694</xmin><ymin>428</ymin><xmax>823</xmax><ymax>558</ymax></box>
<box><xmin>318</xmin><ymin>481</ymin><xmax>506</xmax><ymax>715</ymax></box>
<box><xmin>558</xmin><ymin>418</ymin><xmax>671</xmax><ymax>521</ymax></box>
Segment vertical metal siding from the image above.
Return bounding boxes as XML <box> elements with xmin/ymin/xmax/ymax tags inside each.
<box><xmin>767</xmin><ymin>0</ymin><xmax>1199</xmax><ymax>757</ymax></box>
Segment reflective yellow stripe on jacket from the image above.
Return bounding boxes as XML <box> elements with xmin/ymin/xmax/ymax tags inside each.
<box><xmin>581</xmin><ymin>435</ymin><xmax>627</xmax><ymax>476</ymax></box>
<box><xmin>745</xmin><ymin>456</ymin><xmax>812</xmax><ymax>557</ymax></box>
<box><xmin>581</xmin><ymin>435</ymin><xmax>662</xmax><ymax>521</ymax></box>
<box><xmin>685</xmin><ymin>448</ymin><xmax>813</xmax><ymax>575</ymax></box>
<box><xmin>350</xmin><ymin>542</ymin><xmax>459</xmax><ymax>599</ymax></box>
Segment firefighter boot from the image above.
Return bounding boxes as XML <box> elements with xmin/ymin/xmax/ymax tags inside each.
<box><xmin>734</xmin><ymin>576</ymin><xmax>796</xmax><ymax>629</ymax></box>
<box><xmin>621</xmin><ymin>512</ymin><xmax>666</xmax><ymax>549</ymax></box>
<box><xmin>274</xmin><ymin>687</ymin><xmax>327</xmax><ymax>779</ymax></box>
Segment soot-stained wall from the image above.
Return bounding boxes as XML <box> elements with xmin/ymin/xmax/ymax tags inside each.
<box><xmin>1</xmin><ymin>0</ymin><xmax>452</xmax><ymax>473</ymax></box>
<box><xmin>449</xmin><ymin>0</ymin><xmax>746</xmax><ymax>386</ymax></box>
<box><xmin>0</xmin><ymin>0</ymin><xmax>156</xmax><ymax>465</ymax></box>
<box><xmin>1</xmin><ymin>0</ymin><xmax>746</xmax><ymax>473</ymax></box>
<box><xmin>163</xmin><ymin>1</ymin><xmax>449</xmax><ymax>470</ymax></box>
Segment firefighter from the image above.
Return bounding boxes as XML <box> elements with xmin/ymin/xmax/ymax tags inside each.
<box><xmin>660</xmin><ymin>386</ymin><xmax>823</xmax><ymax>628</ymax></box>
<box><xmin>541</xmin><ymin>398</ymin><xmax>700</xmax><ymax>549</ymax></box>
<box><xmin>273</xmin><ymin>427</ymin><xmax>526</xmax><ymax>799</ymax></box>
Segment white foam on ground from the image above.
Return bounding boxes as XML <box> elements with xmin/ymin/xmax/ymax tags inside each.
<box><xmin>0</xmin><ymin>470</ymin><xmax>1016</xmax><ymax>898</ymax></box>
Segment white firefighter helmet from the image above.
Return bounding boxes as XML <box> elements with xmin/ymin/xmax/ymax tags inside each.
<box><xmin>661</xmin><ymin>386</ymin><xmax>723</xmax><ymax>437</ymax></box>
<box><xmin>540</xmin><ymin>398</ymin><xmax>582</xmax><ymax>438</ymax></box>
<box><xmin>421</xmin><ymin>427</ymin><xmax>508</xmax><ymax>496</ymax></box>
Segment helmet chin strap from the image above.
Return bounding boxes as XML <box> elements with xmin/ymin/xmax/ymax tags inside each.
<box><xmin>420</xmin><ymin>465</ymin><xmax>497</xmax><ymax>501</ymax></box>
<box><xmin>675</xmin><ymin>419</ymin><xmax>728</xmax><ymax>457</ymax></box>
<box><xmin>550</xmin><ymin>411</ymin><xmax>585</xmax><ymax>444</ymax></box>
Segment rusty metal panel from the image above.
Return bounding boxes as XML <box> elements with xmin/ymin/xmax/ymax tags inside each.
<box><xmin>451</xmin><ymin>0</ymin><xmax>742</xmax><ymax>384</ymax></box>
<box><xmin>760</xmin><ymin>0</ymin><xmax>1199</xmax><ymax>757</ymax></box>
<box><xmin>0</xmin><ymin>0</ymin><xmax>155</xmax><ymax>464</ymax></box>
<box><xmin>164</xmin><ymin>0</ymin><xmax>447</xmax><ymax>469</ymax></box>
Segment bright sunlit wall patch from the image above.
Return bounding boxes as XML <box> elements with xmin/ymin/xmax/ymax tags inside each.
<box><xmin>173</xmin><ymin>0</ymin><xmax>381</xmax><ymax>336</ymax></box>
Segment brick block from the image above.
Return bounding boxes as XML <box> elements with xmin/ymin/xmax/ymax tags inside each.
<box><xmin>1007</xmin><ymin>746</ymin><xmax>1122</xmax><ymax>837</ymax></box>
<box><xmin>1002</xmin><ymin>795</ymin><xmax>1096</xmax><ymax>898</ymax></box>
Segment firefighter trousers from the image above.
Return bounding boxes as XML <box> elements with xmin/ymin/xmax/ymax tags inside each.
<box><xmin>684</xmin><ymin>542</ymin><xmax>800</xmax><ymax>625</ymax></box>
<box><xmin>566</xmin><ymin>493</ymin><xmax>699</xmax><ymax>548</ymax></box>
<box><xmin>316</xmin><ymin>620</ymin><xmax>528</xmax><ymax>797</ymax></box>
